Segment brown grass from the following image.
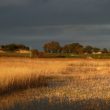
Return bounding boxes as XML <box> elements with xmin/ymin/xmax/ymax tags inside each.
<box><xmin>1</xmin><ymin>58</ymin><xmax>110</xmax><ymax>110</ymax></box>
<box><xmin>0</xmin><ymin>57</ymin><xmax>67</xmax><ymax>96</ymax></box>
<box><xmin>0</xmin><ymin>75</ymin><xmax>48</xmax><ymax>96</ymax></box>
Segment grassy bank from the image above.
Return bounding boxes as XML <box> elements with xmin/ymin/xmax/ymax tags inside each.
<box><xmin>1</xmin><ymin>51</ymin><xmax>110</xmax><ymax>59</ymax></box>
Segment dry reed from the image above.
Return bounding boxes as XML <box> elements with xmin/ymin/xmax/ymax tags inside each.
<box><xmin>1</xmin><ymin>58</ymin><xmax>110</xmax><ymax>110</ymax></box>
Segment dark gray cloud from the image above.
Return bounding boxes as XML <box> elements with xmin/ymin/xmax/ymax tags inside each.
<box><xmin>1</xmin><ymin>0</ymin><xmax>110</xmax><ymax>28</ymax></box>
<box><xmin>0</xmin><ymin>0</ymin><xmax>110</xmax><ymax>49</ymax></box>
<box><xmin>0</xmin><ymin>0</ymin><xmax>31</xmax><ymax>6</ymax></box>
<box><xmin>1</xmin><ymin>25</ymin><xmax>110</xmax><ymax>49</ymax></box>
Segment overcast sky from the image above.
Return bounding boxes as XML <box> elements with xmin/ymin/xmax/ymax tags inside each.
<box><xmin>0</xmin><ymin>0</ymin><xmax>110</xmax><ymax>49</ymax></box>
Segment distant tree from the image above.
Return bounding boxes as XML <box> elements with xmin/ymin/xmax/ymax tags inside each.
<box><xmin>62</xmin><ymin>44</ymin><xmax>72</xmax><ymax>53</ymax></box>
<box><xmin>62</xmin><ymin>43</ymin><xmax>84</xmax><ymax>54</ymax></box>
<box><xmin>84</xmin><ymin>46</ymin><xmax>93</xmax><ymax>54</ymax></box>
<box><xmin>17</xmin><ymin>44</ymin><xmax>29</xmax><ymax>50</ymax></box>
<box><xmin>92</xmin><ymin>47</ymin><xmax>100</xmax><ymax>53</ymax></box>
<box><xmin>102</xmin><ymin>48</ymin><xmax>108</xmax><ymax>54</ymax></box>
<box><xmin>71</xmin><ymin>43</ymin><xmax>84</xmax><ymax>54</ymax></box>
<box><xmin>43</xmin><ymin>41</ymin><xmax>61</xmax><ymax>53</ymax></box>
<box><xmin>1</xmin><ymin>44</ymin><xmax>18</xmax><ymax>52</ymax></box>
<box><xmin>1</xmin><ymin>44</ymin><xmax>29</xmax><ymax>52</ymax></box>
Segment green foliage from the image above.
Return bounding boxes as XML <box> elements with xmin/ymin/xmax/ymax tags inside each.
<box><xmin>92</xmin><ymin>47</ymin><xmax>100</xmax><ymax>52</ymax></box>
<box><xmin>43</xmin><ymin>41</ymin><xmax>61</xmax><ymax>53</ymax></box>
<box><xmin>84</xmin><ymin>45</ymin><xmax>93</xmax><ymax>54</ymax></box>
<box><xmin>0</xmin><ymin>41</ymin><xmax>110</xmax><ymax>58</ymax></box>
<box><xmin>90</xmin><ymin>53</ymin><xmax>110</xmax><ymax>59</ymax></box>
<box><xmin>1</xmin><ymin>44</ymin><xmax>29</xmax><ymax>52</ymax></box>
<box><xmin>102</xmin><ymin>48</ymin><xmax>108</xmax><ymax>53</ymax></box>
<box><xmin>43</xmin><ymin>41</ymin><xmax>104</xmax><ymax>55</ymax></box>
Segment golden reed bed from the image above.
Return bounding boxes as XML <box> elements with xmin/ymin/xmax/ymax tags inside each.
<box><xmin>0</xmin><ymin>58</ymin><xmax>68</xmax><ymax>95</ymax></box>
<box><xmin>1</xmin><ymin>57</ymin><xmax>110</xmax><ymax>110</ymax></box>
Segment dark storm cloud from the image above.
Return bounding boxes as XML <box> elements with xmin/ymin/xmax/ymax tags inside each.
<box><xmin>0</xmin><ymin>0</ymin><xmax>110</xmax><ymax>49</ymax></box>
<box><xmin>1</xmin><ymin>0</ymin><xmax>110</xmax><ymax>28</ymax></box>
<box><xmin>1</xmin><ymin>24</ymin><xmax>110</xmax><ymax>49</ymax></box>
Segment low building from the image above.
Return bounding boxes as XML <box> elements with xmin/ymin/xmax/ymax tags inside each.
<box><xmin>16</xmin><ymin>50</ymin><xmax>31</xmax><ymax>54</ymax></box>
<box><xmin>92</xmin><ymin>51</ymin><xmax>102</xmax><ymax>54</ymax></box>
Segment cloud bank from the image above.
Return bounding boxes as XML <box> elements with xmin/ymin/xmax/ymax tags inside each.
<box><xmin>0</xmin><ymin>0</ymin><xmax>110</xmax><ymax>49</ymax></box>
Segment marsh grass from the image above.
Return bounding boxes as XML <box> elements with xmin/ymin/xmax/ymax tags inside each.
<box><xmin>1</xmin><ymin>58</ymin><xmax>110</xmax><ymax>110</ymax></box>
<box><xmin>0</xmin><ymin>75</ymin><xmax>48</xmax><ymax>96</ymax></box>
<box><xmin>0</xmin><ymin>58</ymin><xmax>68</xmax><ymax>96</ymax></box>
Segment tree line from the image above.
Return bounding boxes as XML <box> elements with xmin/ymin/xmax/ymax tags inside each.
<box><xmin>43</xmin><ymin>41</ymin><xmax>109</xmax><ymax>54</ymax></box>
<box><xmin>0</xmin><ymin>44</ymin><xmax>29</xmax><ymax>52</ymax></box>
<box><xmin>0</xmin><ymin>41</ymin><xmax>109</xmax><ymax>55</ymax></box>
